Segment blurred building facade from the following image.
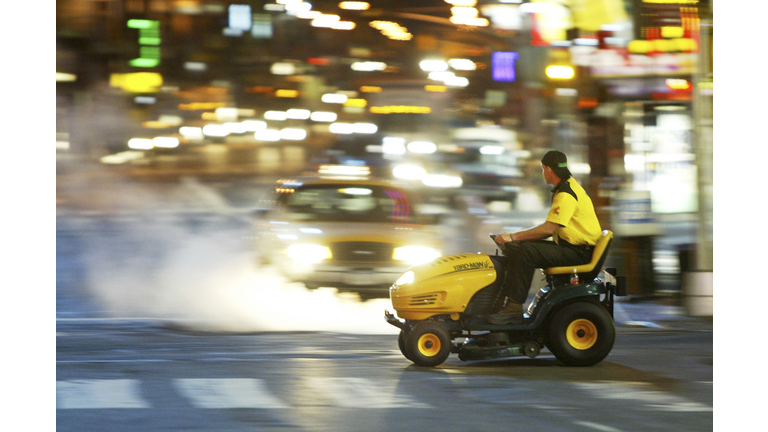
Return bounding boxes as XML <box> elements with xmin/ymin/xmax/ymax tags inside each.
<box><xmin>56</xmin><ymin>0</ymin><xmax>713</xmax><ymax>298</ymax></box>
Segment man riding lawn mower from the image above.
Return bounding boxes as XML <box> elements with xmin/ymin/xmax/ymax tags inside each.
<box><xmin>384</xmin><ymin>151</ymin><xmax>628</xmax><ymax>366</ymax></box>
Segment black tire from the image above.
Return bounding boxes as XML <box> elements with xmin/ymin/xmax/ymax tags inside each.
<box><xmin>547</xmin><ymin>302</ymin><xmax>615</xmax><ymax>367</ymax></box>
<box><xmin>398</xmin><ymin>330</ymin><xmax>413</xmax><ymax>361</ymax></box>
<box><xmin>404</xmin><ymin>321</ymin><xmax>452</xmax><ymax>367</ymax></box>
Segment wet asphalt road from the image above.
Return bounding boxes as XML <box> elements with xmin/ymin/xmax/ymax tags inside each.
<box><xmin>54</xmin><ymin>178</ymin><xmax>714</xmax><ymax>431</ymax></box>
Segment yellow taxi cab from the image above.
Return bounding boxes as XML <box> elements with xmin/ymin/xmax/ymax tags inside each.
<box><xmin>254</xmin><ymin>174</ymin><xmax>444</xmax><ymax>299</ymax></box>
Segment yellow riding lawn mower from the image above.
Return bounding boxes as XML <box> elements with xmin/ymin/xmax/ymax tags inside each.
<box><xmin>384</xmin><ymin>230</ymin><xmax>627</xmax><ymax>367</ymax></box>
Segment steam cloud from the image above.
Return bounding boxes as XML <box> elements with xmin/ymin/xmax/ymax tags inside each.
<box><xmin>76</xmin><ymin>175</ymin><xmax>398</xmax><ymax>335</ymax></box>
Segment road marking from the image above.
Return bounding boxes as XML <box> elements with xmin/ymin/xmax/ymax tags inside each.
<box><xmin>572</xmin><ymin>381</ymin><xmax>712</xmax><ymax>412</ymax></box>
<box><xmin>305</xmin><ymin>377</ymin><xmax>431</xmax><ymax>408</ymax></box>
<box><xmin>57</xmin><ymin>379</ymin><xmax>150</xmax><ymax>409</ymax></box>
<box><xmin>574</xmin><ymin>421</ymin><xmax>624</xmax><ymax>432</ymax></box>
<box><xmin>174</xmin><ymin>378</ymin><xmax>288</xmax><ymax>409</ymax></box>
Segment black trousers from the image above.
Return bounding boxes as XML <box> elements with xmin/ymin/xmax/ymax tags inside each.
<box><xmin>501</xmin><ymin>240</ymin><xmax>593</xmax><ymax>304</ymax></box>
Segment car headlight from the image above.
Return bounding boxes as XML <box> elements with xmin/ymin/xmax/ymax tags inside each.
<box><xmin>286</xmin><ymin>244</ymin><xmax>332</xmax><ymax>263</ymax></box>
<box><xmin>395</xmin><ymin>271</ymin><xmax>415</xmax><ymax>286</ymax></box>
<box><xmin>393</xmin><ymin>246</ymin><xmax>441</xmax><ymax>265</ymax></box>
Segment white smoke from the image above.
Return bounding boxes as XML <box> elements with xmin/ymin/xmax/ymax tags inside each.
<box><xmin>78</xmin><ymin>175</ymin><xmax>398</xmax><ymax>335</ymax></box>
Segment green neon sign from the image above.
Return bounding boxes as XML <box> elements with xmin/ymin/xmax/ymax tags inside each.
<box><xmin>127</xmin><ymin>19</ymin><xmax>159</xmax><ymax>29</ymax></box>
<box><xmin>128</xmin><ymin>19</ymin><xmax>161</xmax><ymax>68</ymax></box>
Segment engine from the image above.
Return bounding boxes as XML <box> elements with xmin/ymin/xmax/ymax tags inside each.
<box><xmin>389</xmin><ymin>252</ymin><xmax>499</xmax><ymax>320</ymax></box>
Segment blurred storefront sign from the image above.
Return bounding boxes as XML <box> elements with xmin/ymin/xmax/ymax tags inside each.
<box><xmin>572</xmin><ymin>47</ymin><xmax>696</xmax><ymax>78</ymax></box>
<box><xmin>612</xmin><ymin>190</ymin><xmax>658</xmax><ymax>237</ymax></box>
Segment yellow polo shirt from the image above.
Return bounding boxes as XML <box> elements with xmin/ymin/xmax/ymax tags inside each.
<box><xmin>546</xmin><ymin>177</ymin><xmax>602</xmax><ymax>246</ymax></box>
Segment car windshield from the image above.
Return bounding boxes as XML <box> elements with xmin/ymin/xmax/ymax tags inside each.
<box><xmin>280</xmin><ymin>184</ymin><xmax>425</xmax><ymax>224</ymax></box>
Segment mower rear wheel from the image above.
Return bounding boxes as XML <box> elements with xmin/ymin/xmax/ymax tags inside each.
<box><xmin>547</xmin><ymin>302</ymin><xmax>615</xmax><ymax>367</ymax></box>
<box><xmin>404</xmin><ymin>321</ymin><xmax>452</xmax><ymax>367</ymax></box>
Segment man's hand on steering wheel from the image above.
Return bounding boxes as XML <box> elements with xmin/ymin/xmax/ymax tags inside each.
<box><xmin>494</xmin><ymin>233</ymin><xmax>514</xmax><ymax>246</ymax></box>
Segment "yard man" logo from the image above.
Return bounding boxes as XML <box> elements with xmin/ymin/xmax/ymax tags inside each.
<box><xmin>453</xmin><ymin>261</ymin><xmax>489</xmax><ymax>272</ymax></box>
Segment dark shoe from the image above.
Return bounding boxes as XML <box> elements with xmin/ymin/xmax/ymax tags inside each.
<box><xmin>486</xmin><ymin>301</ymin><xmax>524</xmax><ymax>325</ymax></box>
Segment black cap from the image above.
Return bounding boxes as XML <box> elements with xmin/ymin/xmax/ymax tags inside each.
<box><xmin>541</xmin><ymin>150</ymin><xmax>572</xmax><ymax>179</ymax></box>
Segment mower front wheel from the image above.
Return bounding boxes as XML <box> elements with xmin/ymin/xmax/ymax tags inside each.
<box><xmin>398</xmin><ymin>330</ymin><xmax>413</xmax><ymax>361</ymax></box>
<box><xmin>404</xmin><ymin>321</ymin><xmax>452</xmax><ymax>367</ymax></box>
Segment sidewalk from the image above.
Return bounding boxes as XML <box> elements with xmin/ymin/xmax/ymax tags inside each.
<box><xmin>613</xmin><ymin>297</ymin><xmax>713</xmax><ymax>332</ymax></box>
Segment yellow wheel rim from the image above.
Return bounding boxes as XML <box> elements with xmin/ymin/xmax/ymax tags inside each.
<box><xmin>566</xmin><ymin>319</ymin><xmax>598</xmax><ymax>350</ymax></box>
<box><xmin>417</xmin><ymin>333</ymin><xmax>441</xmax><ymax>357</ymax></box>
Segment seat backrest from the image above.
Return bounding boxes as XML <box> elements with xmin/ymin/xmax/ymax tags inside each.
<box><xmin>543</xmin><ymin>230</ymin><xmax>613</xmax><ymax>281</ymax></box>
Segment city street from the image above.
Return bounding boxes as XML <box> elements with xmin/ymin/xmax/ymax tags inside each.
<box><xmin>44</xmin><ymin>1</ymin><xmax>725</xmax><ymax>430</ymax></box>
<box><xmin>53</xmin><ymin>177</ymin><xmax>713</xmax><ymax>432</ymax></box>
<box><xmin>56</xmin><ymin>321</ymin><xmax>712</xmax><ymax>432</ymax></box>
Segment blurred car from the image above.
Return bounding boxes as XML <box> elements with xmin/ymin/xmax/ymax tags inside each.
<box><xmin>254</xmin><ymin>176</ymin><xmax>444</xmax><ymax>298</ymax></box>
<box><xmin>443</xmin><ymin>127</ymin><xmax>532</xmax><ymax>203</ymax></box>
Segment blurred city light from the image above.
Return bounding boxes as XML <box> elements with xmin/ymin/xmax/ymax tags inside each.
<box><xmin>280</xmin><ymin>128</ymin><xmax>307</xmax><ymax>141</ymax></box>
<box><xmin>407</xmin><ymin>141</ymin><xmax>437</xmax><ymax>154</ymax></box>
<box><xmin>329</xmin><ymin>122</ymin><xmax>354</xmax><ymax>134</ymax></box>
<box><xmin>284</xmin><ymin>1</ymin><xmax>312</xmax><ymax>15</ymax></box>
<box><xmin>344</xmin><ymin>98</ymin><xmax>368</xmax><ymax>108</ymax></box>
<box><xmin>447</xmin><ymin>58</ymin><xmax>477</xmax><ymax>71</ymax></box>
<box><xmin>428</xmin><ymin>71</ymin><xmax>456</xmax><ymax>81</ymax></box>
<box><xmin>286</xmin><ymin>244</ymin><xmax>332</xmax><ymax>263</ymax></box>
<box><xmin>242</xmin><ymin>120</ymin><xmax>268</xmax><ymax>132</ymax></box>
<box><xmin>322</xmin><ymin>93</ymin><xmax>348</xmax><ymax>104</ymax></box>
<box><xmin>255</xmin><ymin>129</ymin><xmax>282</xmax><ymax>141</ymax></box>
<box><xmin>332</xmin><ymin>21</ymin><xmax>356</xmax><ymax>30</ymax></box>
<box><xmin>296</xmin><ymin>10</ymin><xmax>322</xmax><ymax>20</ymax></box>
<box><xmin>392</xmin><ymin>246</ymin><xmax>441</xmax><ymax>265</ymax></box>
<box><xmin>369</xmin><ymin>21</ymin><xmax>412</xmax><ymax>40</ymax></box>
<box><xmin>445</xmin><ymin>0</ymin><xmax>477</xmax><ymax>6</ymax></box>
<box><xmin>479</xmin><ymin>145</ymin><xmax>504</xmax><ymax>155</ymax></box>
<box><xmin>270</xmin><ymin>62</ymin><xmax>296</xmax><ymax>75</ymax></box>
<box><xmin>216</xmin><ymin>107</ymin><xmax>239</xmax><ymax>121</ymax></box>
<box><xmin>274</xmin><ymin>89</ymin><xmax>300</xmax><ymax>98</ymax></box>
<box><xmin>311</xmin><ymin>14</ymin><xmax>341</xmax><ymax>28</ymax></box>
<box><xmin>352</xmin><ymin>123</ymin><xmax>378</xmax><ymax>134</ymax></box>
<box><xmin>420</xmin><ymin>60</ymin><xmax>449</xmax><ymax>72</ymax></box>
<box><xmin>202</xmin><ymin>125</ymin><xmax>229</xmax><ymax>137</ymax></box>
<box><xmin>228</xmin><ymin>4</ymin><xmax>252</xmax><ymax>30</ymax></box>
<box><xmin>492</xmin><ymin>52</ymin><xmax>519</xmax><ymax>82</ymax></box>
<box><xmin>359</xmin><ymin>86</ymin><xmax>382</xmax><ymax>93</ymax></box>
<box><xmin>264</xmin><ymin>110</ymin><xmax>288</xmax><ymax>121</ymax></box>
<box><xmin>127</xmin><ymin>138</ymin><xmax>154</xmax><ymax>150</ymax></box>
<box><xmin>110</xmin><ymin>72</ymin><xmax>163</xmax><ymax>93</ymax></box>
<box><xmin>422</xmin><ymin>174</ymin><xmax>463</xmax><ymax>189</ymax></box>
<box><xmin>445</xmin><ymin>76</ymin><xmax>469</xmax><ymax>87</ymax></box>
<box><xmin>318</xmin><ymin>165</ymin><xmax>371</xmax><ymax>176</ymax></box>
<box><xmin>425</xmin><ymin>85</ymin><xmax>447</xmax><ymax>92</ymax></box>
<box><xmin>286</xmin><ymin>109</ymin><xmax>311</xmax><ymax>120</ymax></box>
<box><xmin>339</xmin><ymin>2</ymin><xmax>370</xmax><ymax>10</ymax></box>
<box><xmin>449</xmin><ymin>16</ymin><xmax>489</xmax><ymax>26</ymax></box>
<box><xmin>310</xmin><ymin>111</ymin><xmax>338</xmax><ymax>122</ymax></box>
<box><xmin>545</xmin><ymin>65</ymin><xmax>575</xmax><ymax>79</ymax></box>
<box><xmin>179</xmin><ymin>127</ymin><xmax>204</xmax><ymax>140</ymax></box>
<box><xmin>56</xmin><ymin>72</ymin><xmax>77</xmax><ymax>82</ymax></box>
<box><xmin>382</xmin><ymin>137</ymin><xmax>407</xmax><ymax>155</ymax></box>
<box><xmin>134</xmin><ymin>96</ymin><xmax>156</xmax><ymax>105</ymax></box>
<box><xmin>152</xmin><ymin>137</ymin><xmax>180</xmax><ymax>148</ymax></box>
<box><xmin>392</xmin><ymin>164</ymin><xmax>427</xmax><ymax>180</ymax></box>
<box><xmin>351</xmin><ymin>61</ymin><xmax>387</xmax><ymax>72</ymax></box>
<box><xmin>100</xmin><ymin>151</ymin><xmax>145</xmax><ymax>165</ymax></box>
<box><xmin>224</xmin><ymin>122</ymin><xmax>247</xmax><ymax>134</ymax></box>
